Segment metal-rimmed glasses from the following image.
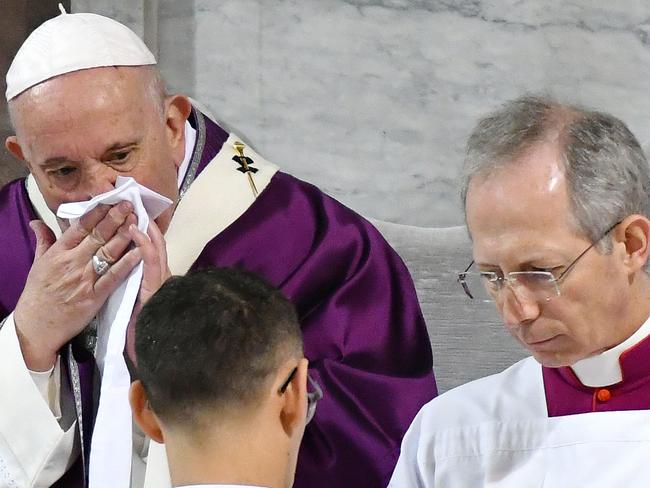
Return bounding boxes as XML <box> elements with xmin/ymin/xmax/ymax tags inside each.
<box><xmin>458</xmin><ymin>221</ymin><xmax>621</xmax><ymax>303</ymax></box>
<box><xmin>278</xmin><ymin>367</ymin><xmax>323</xmax><ymax>424</ymax></box>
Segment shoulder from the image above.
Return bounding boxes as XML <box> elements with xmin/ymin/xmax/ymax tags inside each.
<box><xmin>413</xmin><ymin>357</ymin><xmax>545</xmax><ymax>431</ymax></box>
<box><xmin>0</xmin><ymin>177</ymin><xmax>29</xmax><ymax>210</ymax></box>
<box><xmin>0</xmin><ymin>177</ymin><xmax>34</xmax><ymax>230</ymax></box>
<box><xmin>268</xmin><ymin>171</ymin><xmax>390</xmax><ymax>243</ymax></box>
<box><xmin>391</xmin><ymin>358</ymin><xmax>546</xmax><ymax>486</ymax></box>
<box><xmin>0</xmin><ymin>178</ymin><xmax>37</xmax><ymax>314</ymax></box>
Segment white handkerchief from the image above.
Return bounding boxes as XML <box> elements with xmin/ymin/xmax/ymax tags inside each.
<box><xmin>57</xmin><ymin>176</ymin><xmax>172</xmax><ymax>224</ymax></box>
<box><xmin>56</xmin><ymin>176</ymin><xmax>172</xmax><ymax>488</ymax></box>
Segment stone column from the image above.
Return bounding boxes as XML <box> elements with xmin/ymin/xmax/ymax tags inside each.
<box><xmin>0</xmin><ymin>0</ymin><xmax>70</xmax><ymax>188</ymax></box>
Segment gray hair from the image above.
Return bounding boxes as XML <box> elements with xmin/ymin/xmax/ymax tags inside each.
<box><xmin>142</xmin><ymin>65</ymin><xmax>168</xmax><ymax>118</ymax></box>
<box><xmin>461</xmin><ymin>95</ymin><xmax>650</xmax><ymax>252</ymax></box>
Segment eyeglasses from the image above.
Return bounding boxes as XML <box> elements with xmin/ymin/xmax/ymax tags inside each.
<box><xmin>458</xmin><ymin>221</ymin><xmax>620</xmax><ymax>303</ymax></box>
<box><xmin>278</xmin><ymin>367</ymin><xmax>323</xmax><ymax>424</ymax></box>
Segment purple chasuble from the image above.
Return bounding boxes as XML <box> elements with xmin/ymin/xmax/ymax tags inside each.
<box><xmin>543</xmin><ymin>334</ymin><xmax>650</xmax><ymax>416</ymax></box>
<box><xmin>0</xmin><ymin>109</ymin><xmax>438</xmax><ymax>488</ymax></box>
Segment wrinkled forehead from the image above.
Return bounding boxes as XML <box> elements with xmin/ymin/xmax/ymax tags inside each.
<box><xmin>465</xmin><ymin>146</ymin><xmax>581</xmax><ymax>254</ymax></box>
<box><xmin>9</xmin><ymin>68</ymin><xmax>164</xmax><ymax>165</ymax></box>
<box><xmin>10</xmin><ymin>66</ymin><xmax>156</xmax><ymax>135</ymax></box>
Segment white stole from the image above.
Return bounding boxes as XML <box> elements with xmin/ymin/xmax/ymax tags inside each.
<box><xmin>56</xmin><ymin>177</ymin><xmax>172</xmax><ymax>488</ymax></box>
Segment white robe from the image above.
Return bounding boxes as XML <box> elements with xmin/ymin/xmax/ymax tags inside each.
<box><xmin>388</xmin><ymin>357</ymin><xmax>650</xmax><ymax>487</ymax></box>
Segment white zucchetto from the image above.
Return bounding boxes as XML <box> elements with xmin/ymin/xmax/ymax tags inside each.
<box><xmin>5</xmin><ymin>4</ymin><xmax>155</xmax><ymax>101</ymax></box>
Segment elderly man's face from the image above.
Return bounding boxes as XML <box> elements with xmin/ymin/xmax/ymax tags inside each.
<box><xmin>6</xmin><ymin>66</ymin><xmax>189</xmax><ymax>233</ymax></box>
<box><xmin>465</xmin><ymin>142</ymin><xmax>635</xmax><ymax>368</ymax></box>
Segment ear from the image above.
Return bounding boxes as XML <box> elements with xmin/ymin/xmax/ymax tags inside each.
<box><xmin>278</xmin><ymin>358</ymin><xmax>309</xmax><ymax>438</ymax></box>
<box><xmin>5</xmin><ymin>136</ymin><xmax>27</xmax><ymax>164</ymax></box>
<box><xmin>617</xmin><ymin>215</ymin><xmax>650</xmax><ymax>273</ymax></box>
<box><xmin>164</xmin><ymin>94</ymin><xmax>192</xmax><ymax>170</ymax></box>
<box><xmin>129</xmin><ymin>380</ymin><xmax>165</xmax><ymax>444</ymax></box>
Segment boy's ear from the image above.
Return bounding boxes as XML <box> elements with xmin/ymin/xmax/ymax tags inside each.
<box><xmin>129</xmin><ymin>380</ymin><xmax>165</xmax><ymax>443</ymax></box>
<box><xmin>279</xmin><ymin>358</ymin><xmax>309</xmax><ymax>437</ymax></box>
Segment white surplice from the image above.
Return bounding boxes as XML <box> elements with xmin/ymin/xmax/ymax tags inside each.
<box><xmin>388</xmin><ymin>357</ymin><xmax>650</xmax><ymax>487</ymax></box>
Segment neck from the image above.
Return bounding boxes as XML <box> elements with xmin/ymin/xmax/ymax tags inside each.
<box><xmin>614</xmin><ymin>277</ymin><xmax>650</xmax><ymax>345</ymax></box>
<box><xmin>571</xmin><ymin>279</ymin><xmax>650</xmax><ymax>386</ymax></box>
<box><xmin>166</xmin><ymin>418</ymin><xmax>291</xmax><ymax>488</ymax></box>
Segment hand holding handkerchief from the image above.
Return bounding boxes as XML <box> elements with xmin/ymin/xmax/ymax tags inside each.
<box><xmin>57</xmin><ymin>176</ymin><xmax>172</xmax><ymax>488</ymax></box>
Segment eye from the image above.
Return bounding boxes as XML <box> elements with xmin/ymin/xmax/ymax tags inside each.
<box><xmin>109</xmin><ymin>151</ymin><xmax>130</xmax><ymax>163</ymax></box>
<box><xmin>479</xmin><ymin>271</ymin><xmax>501</xmax><ymax>282</ymax></box>
<box><xmin>50</xmin><ymin>166</ymin><xmax>77</xmax><ymax>178</ymax></box>
<box><xmin>531</xmin><ymin>266</ymin><xmax>561</xmax><ymax>273</ymax></box>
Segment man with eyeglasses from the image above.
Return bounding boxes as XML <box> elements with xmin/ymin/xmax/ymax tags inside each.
<box><xmin>389</xmin><ymin>95</ymin><xmax>650</xmax><ymax>487</ymax></box>
<box><xmin>129</xmin><ymin>267</ymin><xmax>321</xmax><ymax>488</ymax></box>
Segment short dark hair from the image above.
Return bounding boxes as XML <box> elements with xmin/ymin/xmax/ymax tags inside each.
<box><xmin>135</xmin><ymin>267</ymin><xmax>303</xmax><ymax>429</ymax></box>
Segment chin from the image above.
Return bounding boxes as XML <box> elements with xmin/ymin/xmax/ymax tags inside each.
<box><xmin>531</xmin><ymin>351</ymin><xmax>579</xmax><ymax>369</ymax></box>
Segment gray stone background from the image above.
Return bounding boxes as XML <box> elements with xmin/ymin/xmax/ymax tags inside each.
<box><xmin>0</xmin><ymin>0</ymin><xmax>71</xmax><ymax>184</ymax></box>
<box><xmin>3</xmin><ymin>0</ymin><xmax>650</xmax><ymax>227</ymax></box>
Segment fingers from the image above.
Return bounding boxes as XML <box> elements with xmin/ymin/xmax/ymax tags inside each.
<box><xmin>59</xmin><ymin>202</ymin><xmax>135</xmax><ymax>251</ymax></box>
<box><xmin>90</xmin><ymin>201</ymin><xmax>135</xmax><ymax>246</ymax></box>
<box><xmin>29</xmin><ymin>220</ymin><xmax>56</xmax><ymax>259</ymax></box>
<box><xmin>130</xmin><ymin>221</ymin><xmax>171</xmax><ymax>304</ymax></box>
<box><xmin>131</xmin><ymin>223</ymin><xmax>159</xmax><ymax>289</ymax></box>
<box><xmin>94</xmin><ymin>213</ymin><xmax>138</xmax><ymax>264</ymax></box>
<box><xmin>57</xmin><ymin>204</ymin><xmax>111</xmax><ymax>248</ymax></box>
<box><xmin>147</xmin><ymin>220</ymin><xmax>170</xmax><ymax>280</ymax></box>
<box><xmin>92</xmin><ymin>247</ymin><xmax>143</xmax><ymax>297</ymax></box>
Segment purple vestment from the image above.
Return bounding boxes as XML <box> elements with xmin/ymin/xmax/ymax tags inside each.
<box><xmin>0</xmin><ymin>109</ymin><xmax>437</xmax><ymax>487</ymax></box>
<box><xmin>543</xmin><ymin>334</ymin><xmax>650</xmax><ymax>416</ymax></box>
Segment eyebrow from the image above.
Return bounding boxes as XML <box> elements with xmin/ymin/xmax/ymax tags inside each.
<box><xmin>104</xmin><ymin>141</ymin><xmax>138</xmax><ymax>153</ymax></box>
<box><xmin>38</xmin><ymin>141</ymin><xmax>138</xmax><ymax>167</ymax></box>
<box><xmin>475</xmin><ymin>256</ymin><xmax>566</xmax><ymax>270</ymax></box>
<box><xmin>39</xmin><ymin>156</ymin><xmax>77</xmax><ymax>168</ymax></box>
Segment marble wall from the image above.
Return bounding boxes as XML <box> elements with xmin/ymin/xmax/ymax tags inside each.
<box><xmin>71</xmin><ymin>0</ymin><xmax>650</xmax><ymax>227</ymax></box>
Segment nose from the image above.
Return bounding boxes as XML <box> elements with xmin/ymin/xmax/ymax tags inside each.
<box><xmin>83</xmin><ymin>162</ymin><xmax>119</xmax><ymax>198</ymax></box>
<box><xmin>497</xmin><ymin>284</ymin><xmax>541</xmax><ymax>328</ymax></box>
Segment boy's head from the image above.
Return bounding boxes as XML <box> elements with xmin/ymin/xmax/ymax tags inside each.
<box><xmin>129</xmin><ymin>267</ymin><xmax>315</xmax><ymax>487</ymax></box>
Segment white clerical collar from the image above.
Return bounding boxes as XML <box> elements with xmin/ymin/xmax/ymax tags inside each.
<box><xmin>571</xmin><ymin>316</ymin><xmax>650</xmax><ymax>387</ymax></box>
<box><xmin>176</xmin><ymin>120</ymin><xmax>197</xmax><ymax>188</ymax></box>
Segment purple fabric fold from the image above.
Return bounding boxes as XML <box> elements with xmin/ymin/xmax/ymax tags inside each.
<box><xmin>0</xmin><ymin>179</ymin><xmax>37</xmax><ymax>314</ymax></box>
<box><xmin>0</xmin><ymin>110</ymin><xmax>437</xmax><ymax>487</ymax></box>
<box><xmin>192</xmin><ymin>170</ymin><xmax>437</xmax><ymax>487</ymax></box>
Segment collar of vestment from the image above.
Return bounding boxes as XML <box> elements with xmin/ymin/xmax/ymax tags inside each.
<box><xmin>542</xmin><ymin>315</ymin><xmax>650</xmax><ymax>416</ymax></box>
<box><xmin>176</xmin><ymin>119</ymin><xmax>197</xmax><ymax>188</ymax></box>
<box><xmin>568</xmin><ymin>315</ymin><xmax>650</xmax><ymax>387</ymax></box>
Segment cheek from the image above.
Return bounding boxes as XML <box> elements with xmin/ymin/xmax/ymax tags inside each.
<box><xmin>505</xmin><ymin>326</ymin><xmax>527</xmax><ymax>347</ymax></box>
<box><xmin>542</xmin><ymin>290</ymin><xmax>610</xmax><ymax>352</ymax></box>
<box><xmin>561</xmin><ymin>267</ymin><xmax>623</xmax><ymax>323</ymax></box>
<box><xmin>128</xmin><ymin>157</ymin><xmax>179</xmax><ymax>202</ymax></box>
<box><xmin>30</xmin><ymin>173</ymin><xmax>67</xmax><ymax>206</ymax></box>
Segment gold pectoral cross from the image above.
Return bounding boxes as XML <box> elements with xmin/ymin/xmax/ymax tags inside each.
<box><xmin>233</xmin><ymin>141</ymin><xmax>259</xmax><ymax>197</ymax></box>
